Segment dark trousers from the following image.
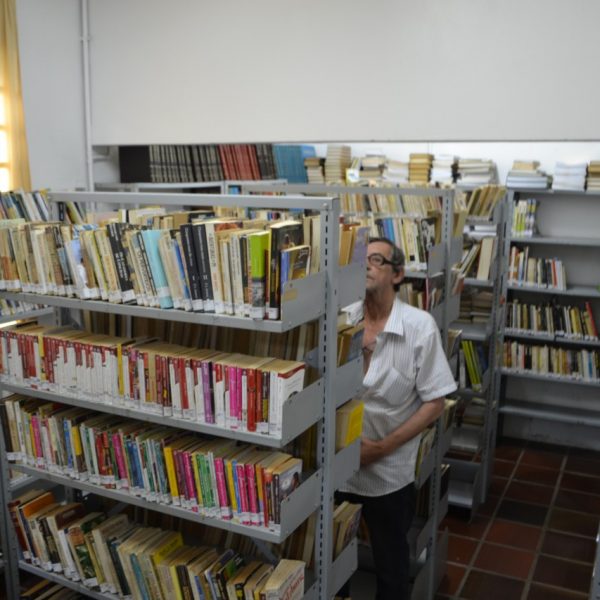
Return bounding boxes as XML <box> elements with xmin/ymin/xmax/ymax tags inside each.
<box><xmin>336</xmin><ymin>483</ymin><xmax>416</xmax><ymax>600</ymax></box>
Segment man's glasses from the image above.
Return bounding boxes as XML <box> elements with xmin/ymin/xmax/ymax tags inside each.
<box><xmin>367</xmin><ymin>253</ymin><xmax>399</xmax><ymax>268</ymax></box>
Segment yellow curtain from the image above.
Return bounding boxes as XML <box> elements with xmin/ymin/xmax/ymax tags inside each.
<box><xmin>0</xmin><ymin>0</ymin><xmax>31</xmax><ymax>190</ymax></box>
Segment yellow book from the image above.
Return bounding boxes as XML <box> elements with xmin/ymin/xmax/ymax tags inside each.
<box><xmin>335</xmin><ymin>399</ymin><xmax>364</xmax><ymax>451</ymax></box>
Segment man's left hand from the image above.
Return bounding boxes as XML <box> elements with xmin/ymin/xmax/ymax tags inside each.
<box><xmin>360</xmin><ymin>437</ymin><xmax>388</xmax><ymax>466</ymax></box>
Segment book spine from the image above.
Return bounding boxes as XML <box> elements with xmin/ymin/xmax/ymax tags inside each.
<box><xmin>214</xmin><ymin>457</ymin><xmax>232</xmax><ymax>520</ymax></box>
<box><xmin>181</xmin><ymin>224</ymin><xmax>204</xmax><ymax>311</ymax></box>
<box><xmin>201</xmin><ymin>359</ymin><xmax>214</xmax><ymax>424</ymax></box>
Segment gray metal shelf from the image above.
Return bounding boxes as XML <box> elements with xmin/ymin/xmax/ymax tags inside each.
<box><xmin>452</xmin><ymin>321</ymin><xmax>491</xmax><ymax>342</ymax></box>
<box><xmin>0</xmin><ymin>271</ymin><xmax>326</xmax><ymax>332</ymax></box>
<box><xmin>504</xmin><ymin>329</ymin><xmax>600</xmax><ymax>348</ymax></box>
<box><xmin>501</xmin><ymin>368</ymin><xmax>600</xmax><ymax>388</ymax></box>
<box><xmin>451</xmin><ymin>424</ymin><xmax>484</xmax><ymax>454</ymax></box>
<box><xmin>9</xmin><ymin>463</ymin><xmax>321</xmax><ymax>544</ymax></box>
<box><xmin>507</xmin><ymin>284</ymin><xmax>600</xmax><ymax>299</ymax></box>
<box><xmin>464</xmin><ymin>277</ymin><xmax>493</xmax><ymax>288</ymax></box>
<box><xmin>508</xmin><ymin>188</ymin><xmax>600</xmax><ymax>197</ymax></box>
<box><xmin>333</xmin><ymin>440</ymin><xmax>360</xmax><ymax>492</ymax></box>
<box><xmin>0</xmin><ymin>379</ymin><xmax>324</xmax><ymax>448</ymax></box>
<box><xmin>499</xmin><ymin>399</ymin><xmax>600</xmax><ymax>427</ymax></box>
<box><xmin>334</xmin><ymin>357</ymin><xmax>363</xmax><ymax>408</ymax></box>
<box><xmin>511</xmin><ymin>235</ymin><xmax>600</xmax><ymax>247</ymax></box>
<box><xmin>329</xmin><ymin>539</ymin><xmax>358</xmax><ymax>597</ymax></box>
<box><xmin>19</xmin><ymin>561</ymin><xmax>118</xmax><ymax>599</ymax></box>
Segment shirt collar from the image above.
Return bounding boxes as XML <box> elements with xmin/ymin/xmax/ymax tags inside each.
<box><xmin>382</xmin><ymin>296</ymin><xmax>404</xmax><ymax>336</ymax></box>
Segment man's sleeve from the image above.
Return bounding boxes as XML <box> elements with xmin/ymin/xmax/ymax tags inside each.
<box><xmin>415</xmin><ymin>327</ymin><xmax>458</xmax><ymax>402</ymax></box>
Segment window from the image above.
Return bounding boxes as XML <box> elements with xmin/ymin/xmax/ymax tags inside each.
<box><xmin>0</xmin><ymin>89</ymin><xmax>9</xmax><ymax>191</ymax></box>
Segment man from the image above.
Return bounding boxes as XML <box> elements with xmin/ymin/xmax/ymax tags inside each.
<box><xmin>337</xmin><ymin>237</ymin><xmax>457</xmax><ymax>600</ymax></box>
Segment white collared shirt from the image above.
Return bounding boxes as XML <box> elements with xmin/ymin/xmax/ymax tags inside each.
<box><xmin>340</xmin><ymin>297</ymin><xmax>457</xmax><ymax>497</ymax></box>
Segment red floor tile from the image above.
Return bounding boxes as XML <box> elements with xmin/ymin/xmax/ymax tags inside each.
<box><xmin>521</xmin><ymin>448</ymin><xmax>564</xmax><ymax>470</ymax></box>
<box><xmin>495</xmin><ymin>442</ymin><xmax>524</xmax><ymax>462</ymax></box>
<box><xmin>496</xmin><ymin>499</ymin><xmax>548</xmax><ymax>526</ymax></box>
<box><xmin>554</xmin><ymin>488</ymin><xmax>600</xmax><ymax>514</ymax></box>
<box><xmin>460</xmin><ymin>569</ymin><xmax>525</xmax><ymax>600</ymax></box>
<box><xmin>533</xmin><ymin>555</ymin><xmax>593</xmax><ymax>594</ymax></box>
<box><xmin>514</xmin><ymin>463</ymin><xmax>560</xmax><ymax>487</ymax></box>
<box><xmin>477</xmin><ymin>494</ymin><xmax>500</xmax><ymax>517</ymax></box>
<box><xmin>541</xmin><ymin>530</ymin><xmax>597</xmax><ymax>564</ymax></box>
<box><xmin>489</xmin><ymin>476</ymin><xmax>508</xmax><ymax>496</ymax></box>
<box><xmin>547</xmin><ymin>508</ymin><xmax>599</xmax><ymax>538</ymax></box>
<box><xmin>493</xmin><ymin>459</ymin><xmax>516</xmax><ymax>477</ymax></box>
<box><xmin>485</xmin><ymin>519</ymin><xmax>542</xmax><ymax>551</ymax></box>
<box><xmin>473</xmin><ymin>542</ymin><xmax>535</xmax><ymax>579</ymax></box>
<box><xmin>437</xmin><ymin>563</ymin><xmax>467</xmax><ymax>596</ymax></box>
<box><xmin>448</xmin><ymin>534</ymin><xmax>479</xmax><ymax>564</ymax></box>
<box><xmin>564</xmin><ymin>455</ymin><xmax>600</xmax><ymax>477</ymax></box>
<box><xmin>561</xmin><ymin>472</ymin><xmax>600</xmax><ymax>496</ymax></box>
<box><xmin>440</xmin><ymin>514</ymin><xmax>491</xmax><ymax>540</ymax></box>
<box><xmin>504</xmin><ymin>480</ymin><xmax>555</xmax><ymax>505</ymax></box>
<box><xmin>527</xmin><ymin>583</ymin><xmax>588</xmax><ymax>600</ymax></box>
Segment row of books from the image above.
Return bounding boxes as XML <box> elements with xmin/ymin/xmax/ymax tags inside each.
<box><xmin>505</xmin><ymin>300</ymin><xmax>598</xmax><ymax>340</ymax></box>
<box><xmin>0</xmin><ymin>324</ymin><xmax>307</xmax><ymax>434</ymax></box>
<box><xmin>9</xmin><ymin>488</ymin><xmax>306</xmax><ymax>599</ymax></box>
<box><xmin>456</xmin><ymin>237</ymin><xmax>496</xmax><ymax>281</ymax></box>
<box><xmin>503</xmin><ymin>342</ymin><xmax>600</xmax><ymax>382</ymax></box>
<box><xmin>508</xmin><ymin>246</ymin><xmax>567</xmax><ymax>290</ymax></box>
<box><xmin>0</xmin><ymin>298</ymin><xmax>45</xmax><ymax>318</ymax></box>
<box><xmin>511</xmin><ymin>198</ymin><xmax>539</xmax><ymax>237</ymax></box>
<box><xmin>459</xmin><ymin>340</ymin><xmax>488</xmax><ymax>391</ymax></box>
<box><xmin>118</xmin><ymin>144</ymin><xmax>280</xmax><ymax>184</ymax></box>
<box><xmin>0</xmin><ymin>191</ymin><xmax>50</xmax><ymax>222</ymax></box>
<box><xmin>457</xmin><ymin>289</ymin><xmax>493</xmax><ymax>325</ymax></box>
<box><xmin>339</xmin><ymin>187</ymin><xmax>443</xmax><ymax>218</ymax></box>
<box><xmin>20</xmin><ymin>580</ymin><xmax>81</xmax><ymax>600</ymax></box>
<box><xmin>463</xmin><ymin>185</ymin><xmax>505</xmax><ymax>220</ymax></box>
<box><xmin>0</xmin><ymin>215</ymin><xmax>326</xmax><ymax>319</ymax></box>
<box><xmin>2</xmin><ymin>396</ymin><xmax>305</xmax><ymax>529</ymax></box>
<box><xmin>398</xmin><ymin>279</ymin><xmax>444</xmax><ymax>313</ymax></box>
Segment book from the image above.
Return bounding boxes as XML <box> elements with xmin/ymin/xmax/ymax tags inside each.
<box><xmin>261</xmin><ymin>559</ymin><xmax>305</xmax><ymax>600</ymax></box>
<box><xmin>335</xmin><ymin>399</ymin><xmax>364</xmax><ymax>451</ymax></box>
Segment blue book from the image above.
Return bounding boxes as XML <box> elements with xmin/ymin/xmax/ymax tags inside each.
<box><xmin>140</xmin><ymin>230</ymin><xmax>174</xmax><ymax>309</ymax></box>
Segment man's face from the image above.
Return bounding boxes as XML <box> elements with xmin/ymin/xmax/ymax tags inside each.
<box><xmin>366</xmin><ymin>241</ymin><xmax>404</xmax><ymax>294</ymax></box>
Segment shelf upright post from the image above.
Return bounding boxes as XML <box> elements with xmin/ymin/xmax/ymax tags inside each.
<box><xmin>480</xmin><ymin>191</ymin><xmax>510</xmax><ymax>501</ymax></box>
<box><xmin>316</xmin><ymin>195</ymin><xmax>340</xmax><ymax>599</ymax></box>
<box><xmin>0</xmin><ymin>414</ymin><xmax>20</xmax><ymax>599</ymax></box>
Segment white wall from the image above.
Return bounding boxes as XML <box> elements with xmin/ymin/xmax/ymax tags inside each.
<box><xmin>17</xmin><ymin>0</ymin><xmax>87</xmax><ymax>190</ymax></box>
<box><xmin>89</xmin><ymin>0</ymin><xmax>600</xmax><ymax>145</ymax></box>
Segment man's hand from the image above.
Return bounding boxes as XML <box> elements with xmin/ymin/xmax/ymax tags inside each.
<box><xmin>360</xmin><ymin>437</ymin><xmax>388</xmax><ymax>466</ymax></box>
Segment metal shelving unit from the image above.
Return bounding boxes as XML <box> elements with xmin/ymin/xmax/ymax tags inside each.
<box><xmin>0</xmin><ymin>191</ymin><xmax>363</xmax><ymax>600</ymax></box>
<box><xmin>499</xmin><ymin>188</ymin><xmax>600</xmax><ymax>450</ymax></box>
<box><xmin>241</xmin><ymin>181</ymin><xmax>459</xmax><ymax>600</ymax></box>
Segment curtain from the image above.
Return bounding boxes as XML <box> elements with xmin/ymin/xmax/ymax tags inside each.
<box><xmin>0</xmin><ymin>0</ymin><xmax>31</xmax><ymax>190</ymax></box>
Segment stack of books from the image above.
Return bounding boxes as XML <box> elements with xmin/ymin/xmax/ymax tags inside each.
<box><xmin>457</xmin><ymin>158</ymin><xmax>498</xmax><ymax>186</ymax></box>
<box><xmin>359</xmin><ymin>155</ymin><xmax>386</xmax><ymax>180</ymax></box>
<box><xmin>457</xmin><ymin>289</ymin><xmax>493</xmax><ymax>325</ymax></box>
<box><xmin>304</xmin><ymin>156</ymin><xmax>325</xmax><ymax>184</ymax></box>
<box><xmin>382</xmin><ymin>159</ymin><xmax>409</xmax><ymax>184</ymax></box>
<box><xmin>408</xmin><ymin>153</ymin><xmax>433</xmax><ymax>184</ymax></box>
<box><xmin>430</xmin><ymin>155</ymin><xmax>457</xmax><ymax>185</ymax></box>
<box><xmin>511</xmin><ymin>198</ymin><xmax>539</xmax><ymax>237</ymax></box>
<box><xmin>552</xmin><ymin>161</ymin><xmax>587</xmax><ymax>192</ymax></box>
<box><xmin>587</xmin><ymin>161</ymin><xmax>600</xmax><ymax>191</ymax></box>
<box><xmin>325</xmin><ymin>145</ymin><xmax>352</xmax><ymax>184</ymax></box>
<box><xmin>506</xmin><ymin>160</ymin><xmax>550</xmax><ymax>189</ymax></box>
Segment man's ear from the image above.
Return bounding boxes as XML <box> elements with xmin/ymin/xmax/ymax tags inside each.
<box><xmin>392</xmin><ymin>266</ymin><xmax>404</xmax><ymax>287</ymax></box>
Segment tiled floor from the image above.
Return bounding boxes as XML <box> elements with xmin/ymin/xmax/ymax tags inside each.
<box><xmin>436</xmin><ymin>438</ymin><xmax>600</xmax><ymax>599</ymax></box>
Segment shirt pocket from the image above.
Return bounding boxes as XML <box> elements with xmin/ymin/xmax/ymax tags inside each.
<box><xmin>377</xmin><ymin>365</ymin><xmax>415</xmax><ymax>406</ymax></box>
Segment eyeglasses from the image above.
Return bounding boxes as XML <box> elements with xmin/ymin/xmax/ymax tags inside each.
<box><xmin>367</xmin><ymin>253</ymin><xmax>399</xmax><ymax>268</ymax></box>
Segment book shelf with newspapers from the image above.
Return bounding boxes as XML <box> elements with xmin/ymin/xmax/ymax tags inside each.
<box><xmin>0</xmin><ymin>190</ymin><xmax>367</xmax><ymax>600</ymax></box>
<box><xmin>241</xmin><ymin>181</ymin><xmax>461</xmax><ymax>600</ymax></box>
<box><xmin>446</xmin><ymin>185</ymin><xmax>508</xmax><ymax>515</ymax></box>
<box><xmin>499</xmin><ymin>186</ymin><xmax>600</xmax><ymax>448</ymax></box>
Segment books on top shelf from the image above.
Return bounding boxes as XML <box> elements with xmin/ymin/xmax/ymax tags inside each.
<box><xmin>505</xmin><ymin>299</ymin><xmax>598</xmax><ymax>341</ymax></box>
<box><xmin>324</xmin><ymin>145</ymin><xmax>352</xmax><ymax>184</ymax></box>
<box><xmin>2</xmin><ymin>395</ymin><xmax>306</xmax><ymax>530</ymax></box>
<box><xmin>6</xmin><ymin>488</ymin><xmax>307</xmax><ymax>599</ymax></box>
<box><xmin>0</xmin><ymin>324</ymin><xmax>307</xmax><ymax>436</ymax></box>
<box><xmin>506</xmin><ymin>160</ymin><xmax>550</xmax><ymax>189</ymax></box>
<box><xmin>382</xmin><ymin>159</ymin><xmax>409</xmax><ymax>184</ymax></box>
<box><xmin>511</xmin><ymin>198</ymin><xmax>539</xmax><ymax>237</ymax></box>
<box><xmin>430</xmin><ymin>155</ymin><xmax>457</xmax><ymax>185</ymax></box>
<box><xmin>457</xmin><ymin>158</ymin><xmax>498</xmax><ymax>186</ymax></box>
<box><xmin>408</xmin><ymin>153</ymin><xmax>433</xmax><ymax>184</ymax></box>
<box><xmin>587</xmin><ymin>161</ymin><xmax>600</xmax><ymax>192</ymax></box>
<box><xmin>303</xmin><ymin>156</ymin><xmax>325</xmax><ymax>184</ymax></box>
<box><xmin>503</xmin><ymin>341</ymin><xmax>600</xmax><ymax>382</ymax></box>
<box><xmin>273</xmin><ymin>145</ymin><xmax>315</xmax><ymax>184</ymax></box>
<box><xmin>346</xmin><ymin>155</ymin><xmax>386</xmax><ymax>184</ymax></box>
<box><xmin>552</xmin><ymin>161</ymin><xmax>587</xmax><ymax>192</ymax></box>
<box><xmin>508</xmin><ymin>245</ymin><xmax>566</xmax><ymax>290</ymax></box>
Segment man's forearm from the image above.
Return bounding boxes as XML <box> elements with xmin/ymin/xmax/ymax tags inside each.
<box><xmin>381</xmin><ymin>398</ymin><xmax>445</xmax><ymax>456</ymax></box>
